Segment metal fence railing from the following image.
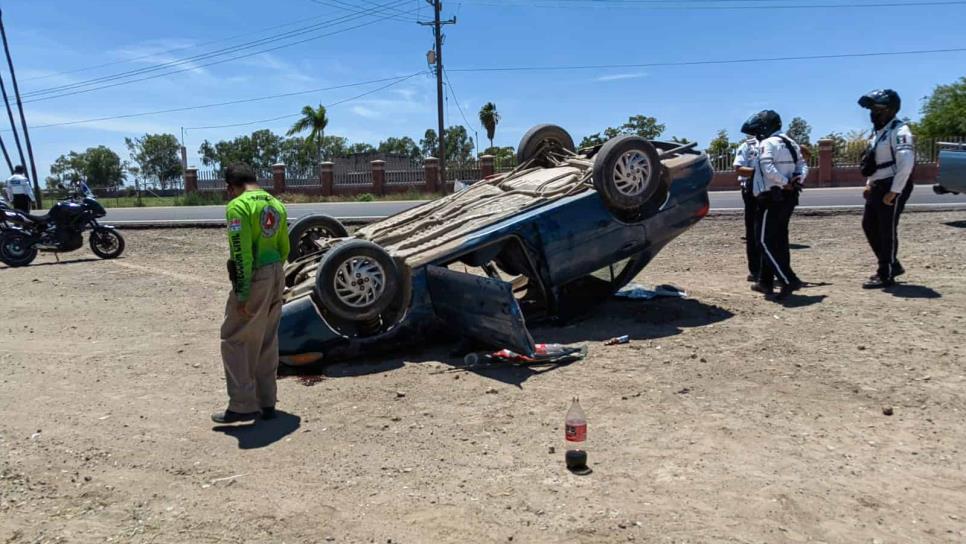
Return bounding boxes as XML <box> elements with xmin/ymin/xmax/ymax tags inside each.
<box><xmin>386</xmin><ymin>169</ymin><xmax>424</xmax><ymax>185</ymax></box>
<box><xmin>286</xmin><ymin>167</ymin><xmax>320</xmax><ymax>188</ymax></box>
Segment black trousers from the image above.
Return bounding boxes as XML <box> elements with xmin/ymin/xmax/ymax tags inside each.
<box><xmin>12</xmin><ymin>194</ymin><xmax>30</xmax><ymax>213</ymax></box>
<box><xmin>862</xmin><ymin>178</ymin><xmax>913</xmax><ymax>280</ymax></box>
<box><xmin>741</xmin><ymin>187</ymin><xmax>760</xmax><ymax>278</ymax></box>
<box><xmin>756</xmin><ymin>192</ymin><xmax>799</xmax><ymax>287</ymax></box>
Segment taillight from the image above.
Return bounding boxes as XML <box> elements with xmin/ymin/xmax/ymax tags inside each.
<box><xmin>695</xmin><ymin>202</ymin><xmax>710</xmax><ymax>218</ymax></box>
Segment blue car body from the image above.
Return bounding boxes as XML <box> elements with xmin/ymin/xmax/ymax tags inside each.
<box><xmin>278</xmin><ymin>142</ymin><xmax>713</xmax><ymax>366</ymax></box>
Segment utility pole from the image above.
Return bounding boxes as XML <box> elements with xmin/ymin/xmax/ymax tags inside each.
<box><xmin>0</xmin><ymin>10</ymin><xmax>41</xmax><ymax>207</ymax></box>
<box><xmin>419</xmin><ymin>0</ymin><xmax>455</xmax><ymax>190</ymax></box>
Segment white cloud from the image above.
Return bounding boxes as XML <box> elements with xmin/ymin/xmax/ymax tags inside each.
<box><xmin>595</xmin><ymin>72</ymin><xmax>647</xmax><ymax>82</ymax></box>
<box><xmin>24</xmin><ymin>111</ymin><xmax>170</xmax><ymax>135</ymax></box>
<box><xmin>351</xmin><ymin>105</ymin><xmax>382</xmax><ymax>119</ymax></box>
<box><xmin>111</xmin><ymin>39</ymin><xmax>210</xmax><ymax>77</ymax></box>
<box><xmin>239</xmin><ymin>53</ymin><xmax>316</xmax><ymax>84</ymax></box>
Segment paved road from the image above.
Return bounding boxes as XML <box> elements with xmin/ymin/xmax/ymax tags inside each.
<box><xmin>103</xmin><ymin>185</ymin><xmax>966</xmax><ymax>226</ymax></box>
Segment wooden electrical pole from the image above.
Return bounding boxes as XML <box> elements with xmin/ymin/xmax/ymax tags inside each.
<box><xmin>419</xmin><ymin>0</ymin><xmax>455</xmax><ymax>191</ymax></box>
<box><xmin>0</xmin><ymin>10</ymin><xmax>42</xmax><ymax>207</ymax></box>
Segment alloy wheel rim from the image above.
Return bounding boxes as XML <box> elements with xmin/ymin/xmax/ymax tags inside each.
<box><xmin>613</xmin><ymin>150</ymin><xmax>652</xmax><ymax>197</ymax></box>
<box><xmin>333</xmin><ymin>256</ymin><xmax>386</xmax><ymax>308</ymax></box>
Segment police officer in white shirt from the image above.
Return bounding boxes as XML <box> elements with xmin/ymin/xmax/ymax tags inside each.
<box><xmin>734</xmin><ymin>126</ymin><xmax>760</xmax><ymax>282</ymax></box>
<box><xmin>746</xmin><ymin>110</ymin><xmax>808</xmax><ymax>300</ymax></box>
<box><xmin>5</xmin><ymin>165</ymin><xmax>34</xmax><ymax>213</ymax></box>
<box><xmin>858</xmin><ymin>89</ymin><xmax>915</xmax><ymax>289</ymax></box>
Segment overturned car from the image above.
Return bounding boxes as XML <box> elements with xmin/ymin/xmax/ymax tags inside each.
<box><xmin>278</xmin><ymin>125</ymin><xmax>713</xmax><ymax>366</ymax></box>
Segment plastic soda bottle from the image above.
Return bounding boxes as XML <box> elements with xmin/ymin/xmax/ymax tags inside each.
<box><xmin>564</xmin><ymin>398</ymin><xmax>588</xmax><ymax>471</ymax></box>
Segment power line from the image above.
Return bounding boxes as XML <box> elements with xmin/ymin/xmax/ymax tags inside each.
<box><xmin>4</xmin><ymin>74</ymin><xmax>421</xmax><ymax>131</ymax></box>
<box><xmin>184</xmin><ymin>72</ymin><xmax>423</xmax><ymax>131</ymax></box>
<box><xmin>309</xmin><ymin>0</ymin><xmax>415</xmax><ymax>21</ymax></box>
<box><xmin>21</xmin><ymin>0</ymin><xmax>414</xmax><ymax>102</ymax></box>
<box><xmin>457</xmin><ymin>0</ymin><xmax>966</xmax><ymax>8</ymax></box>
<box><xmin>448</xmin><ymin>46</ymin><xmax>966</xmax><ymax>73</ymax></box>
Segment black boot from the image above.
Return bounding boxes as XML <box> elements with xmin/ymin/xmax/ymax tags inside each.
<box><xmin>261</xmin><ymin>407</ymin><xmax>277</xmax><ymax>420</ymax></box>
<box><xmin>211</xmin><ymin>410</ymin><xmax>258</xmax><ymax>424</ymax></box>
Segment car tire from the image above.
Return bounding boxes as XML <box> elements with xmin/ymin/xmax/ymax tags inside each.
<box><xmin>516</xmin><ymin>124</ymin><xmax>576</xmax><ymax>166</ymax></box>
<box><xmin>89</xmin><ymin>227</ymin><xmax>125</xmax><ymax>259</ymax></box>
<box><xmin>314</xmin><ymin>240</ymin><xmax>400</xmax><ymax>321</ymax></box>
<box><xmin>592</xmin><ymin>135</ymin><xmax>664</xmax><ymax>213</ymax></box>
<box><xmin>0</xmin><ymin>231</ymin><xmax>37</xmax><ymax>267</ymax></box>
<box><xmin>933</xmin><ymin>184</ymin><xmax>950</xmax><ymax>195</ymax></box>
<box><xmin>287</xmin><ymin>214</ymin><xmax>349</xmax><ymax>263</ymax></box>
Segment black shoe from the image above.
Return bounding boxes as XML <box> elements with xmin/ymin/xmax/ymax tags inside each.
<box><xmin>893</xmin><ymin>263</ymin><xmax>906</xmax><ymax>277</ymax></box>
<box><xmin>863</xmin><ymin>276</ymin><xmax>896</xmax><ymax>289</ymax></box>
<box><xmin>211</xmin><ymin>410</ymin><xmax>258</xmax><ymax>424</ymax></box>
<box><xmin>746</xmin><ymin>274</ymin><xmax>758</xmax><ymax>283</ymax></box>
<box><xmin>261</xmin><ymin>406</ymin><xmax>277</xmax><ymax>420</ymax></box>
<box><xmin>751</xmin><ymin>283</ymin><xmax>773</xmax><ymax>295</ymax></box>
<box><xmin>774</xmin><ymin>280</ymin><xmax>803</xmax><ymax>300</ymax></box>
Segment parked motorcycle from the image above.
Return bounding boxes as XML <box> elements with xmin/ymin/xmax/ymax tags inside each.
<box><xmin>0</xmin><ymin>191</ymin><xmax>125</xmax><ymax>267</ymax></box>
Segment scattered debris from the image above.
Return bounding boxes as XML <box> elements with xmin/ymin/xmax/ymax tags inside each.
<box><xmin>882</xmin><ymin>407</ymin><xmax>894</xmax><ymax>416</ymax></box>
<box><xmin>604</xmin><ymin>335</ymin><xmax>630</xmax><ymax>346</ymax></box>
<box><xmin>210</xmin><ymin>473</ymin><xmax>248</xmax><ymax>485</ymax></box>
<box><xmin>614</xmin><ymin>283</ymin><xmax>687</xmax><ymax>300</ymax></box>
<box><xmin>296</xmin><ymin>375</ymin><xmax>325</xmax><ymax>387</ymax></box>
<box><xmin>677</xmin><ymin>387</ymin><xmax>691</xmax><ymax>395</ymax></box>
<box><xmin>396</xmin><ymin>391</ymin><xmax>406</xmax><ymax>398</ymax></box>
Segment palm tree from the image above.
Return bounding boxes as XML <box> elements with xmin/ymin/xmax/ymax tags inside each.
<box><xmin>478</xmin><ymin>102</ymin><xmax>500</xmax><ymax>151</ymax></box>
<box><xmin>287</xmin><ymin>104</ymin><xmax>329</xmax><ymax>165</ymax></box>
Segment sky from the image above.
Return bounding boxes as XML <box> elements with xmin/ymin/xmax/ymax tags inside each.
<box><xmin>1</xmin><ymin>0</ymin><xmax>965</xmax><ymax>183</ymax></box>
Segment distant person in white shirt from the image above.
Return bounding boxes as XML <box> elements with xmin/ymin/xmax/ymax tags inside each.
<box><xmin>858</xmin><ymin>89</ymin><xmax>915</xmax><ymax>289</ymax></box>
<box><xmin>5</xmin><ymin>165</ymin><xmax>34</xmax><ymax>213</ymax></box>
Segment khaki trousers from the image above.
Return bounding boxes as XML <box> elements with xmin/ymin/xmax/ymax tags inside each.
<box><xmin>220</xmin><ymin>262</ymin><xmax>285</xmax><ymax>413</ymax></box>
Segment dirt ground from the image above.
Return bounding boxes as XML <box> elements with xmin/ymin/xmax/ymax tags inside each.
<box><xmin>2</xmin><ymin>210</ymin><xmax>965</xmax><ymax>544</ymax></box>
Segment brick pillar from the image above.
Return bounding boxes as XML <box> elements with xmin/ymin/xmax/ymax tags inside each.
<box><xmin>320</xmin><ymin>162</ymin><xmax>334</xmax><ymax>196</ymax></box>
<box><xmin>371</xmin><ymin>160</ymin><xmax>386</xmax><ymax>196</ymax></box>
<box><xmin>424</xmin><ymin>157</ymin><xmax>439</xmax><ymax>192</ymax></box>
<box><xmin>184</xmin><ymin>167</ymin><xmax>198</xmax><ymax>193</ymax></box>
<box><xmin>818</xmin><ymin>139</ymin><xmax>834</xmax><ymax>187</ymax></box>
<box><xmin>272</xmin><ymin>163</ymin><xmax>286</xmax><ymax>194</ymax></box>
<box><xmin>480</xmin><ymin>154</ymin><xmax>494</xmax><ymax>179</ymax></box>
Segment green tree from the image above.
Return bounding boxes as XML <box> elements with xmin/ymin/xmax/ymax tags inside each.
<box><xmin>124</xmin><ymin>133</ymin><xmax>183</xmax><ymax>190</ymax></box>
<box><xmin>444</xmin><ymin>125</ymin><xmax>475</xmax><ymax>164</ymax></box>
<box><xmin>786</xmin><ymin>117</ymin><xmax>812</xmax><ymax>146</ymax></box>
<box><xmin>198</xmin><ymin>130</ymin><xmax>285</xmax><ymax>170</ymax></box>
<box><xmin>579</xmin><ymin>114</ymin><xmax>666</xmax><ymax>148</ymax></box>
<box><xmin>420</xmin><ymin>129</ymin><xmax>439</xmax><ymax>158</ymax></box>
<box><xmin>915</xmin><ymin>76</ymin><xmax>966</xmax><ymax>138</ymax></box>
<box><xmin>478</xmin><ymin>102</ymin><xmax>501</xmax><ymax>150</ymax></box>
<box><xmin>481</xmin><ymin>146</ymin><xmax>515</xmax><ymax>163</ymax></box>
<box><xmin>378</xmin><ymin>136</ymin><xmax>421</xmax><ymax>160</ymax></box>
<box><xmin>81</xmin><ymin>146</ymin><xmax>125</xmax><ymax>189</ymax></box>
<box><xmin>347</xmin><ymin>142</ymin><xmax>376</xmax><ymax>155</ymax></box>
<box><xmin>287</xmin><ymin>104</ymin><xmax>330</xmax><ymax>165</ymax></box>
<box><xmin>706</xmin><ymin>129</ymin><xmax>734</xmax><ymax>162</ymax></box>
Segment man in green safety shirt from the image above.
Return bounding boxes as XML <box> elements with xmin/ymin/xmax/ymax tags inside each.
<box><xmin>212</xmin><ymin>164</ymin><xmax>290</xmax><ymax>424</ymax></box>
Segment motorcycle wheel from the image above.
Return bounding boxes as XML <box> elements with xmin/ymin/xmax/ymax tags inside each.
<box><xmin>89</xmin><ymin>227</ymin><xmax>125</xmax><ymax>259</ymax></box>
<box><xmin>0</xmin><ymin>231</ymin><xmax>38</xmax><ymax>267</ymax></box>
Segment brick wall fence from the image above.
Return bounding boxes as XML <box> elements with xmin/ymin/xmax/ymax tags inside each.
<box><xmin>185</xmin><ymin>143</ymin><xmax>940</xmax><ymax>197</ymax></box>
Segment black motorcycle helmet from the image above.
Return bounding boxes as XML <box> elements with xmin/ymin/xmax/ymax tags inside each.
<box><xmin>859</xmin><ymin>89</ymin><xmax>901</xmax><ymax>129</ymax></box>
<box><xmin>741</xmin><ymin>110</ymin><xmax>782</xmax><ymax>140</ymax></box>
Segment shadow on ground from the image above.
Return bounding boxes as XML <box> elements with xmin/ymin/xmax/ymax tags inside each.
<box><xmin>212</xmin><ymin>411</ymin><xmax>301</xmax><ymax>449</ymax></box>
<box><xmin>945</xmin><ymin>220</ymin><xmax>966</xmax><ymax>229</ymax></box>
<box><xmin>0</xmin><ymin>257</ymin><xmax>106</xmax><ymax>270</ymax></box>
<box><xmin>278</xmin><ymin>297</ymin><xmax>735</xmax><ymax>388</ymax></box>
<box><xmin>886</xmin><ymin>284</ymin><xmax>942</xmax><ymax>299</ymax></box>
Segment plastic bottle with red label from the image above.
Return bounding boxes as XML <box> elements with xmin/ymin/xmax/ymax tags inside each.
<box><xmin>564</xmin><ymin>397</ymin><xmax>589</xmax><ymax>472</ymax></box>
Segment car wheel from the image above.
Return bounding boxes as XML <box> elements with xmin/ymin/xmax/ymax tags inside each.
<box><xmin>0</xmin><ymin>231</ymin><xmax>37</xmax><ymax>267</ymax></box>
<box><xmin>592</xmin><ymin>135</ymin><xmax>664</xmax><ymax>213</ymax></box>
<box><xmin>314</xmin><ymin>240</ymin><xmax>400</xmax><ymax>321</ymax></box>
<box><xmin>287</xmin><ymin>214</ymin><xmax>349</xmax><ymax>263</ymax></box>
<box><xmin>89</xmin><ymin>227</ymin><xmax>125</xmax><ymax>259</ymax></box>
<box><xmin>516</xmin><ymin>124</ymin><xmax>576</xmax><ymax>166</ymax></box>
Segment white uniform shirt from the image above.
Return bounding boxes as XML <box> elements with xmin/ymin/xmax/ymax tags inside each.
<box><xmin>753</xmin><ymin>133</ymin><xmax>808</xmax><ymax>196</ymax></box>
<box><xmin>866</xmin><ymin>119</ymin><xmax>915</xmax><ymax>193</ymax></box>
<box><xmin>733</xmin><ymin>138</ymin><xmax>758</xmax><ymax>188</ymax></box>
<box><xmin>5</xmin><ymin>174</ymin><xmax>34</xmax><ymax>202</ymax></box>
